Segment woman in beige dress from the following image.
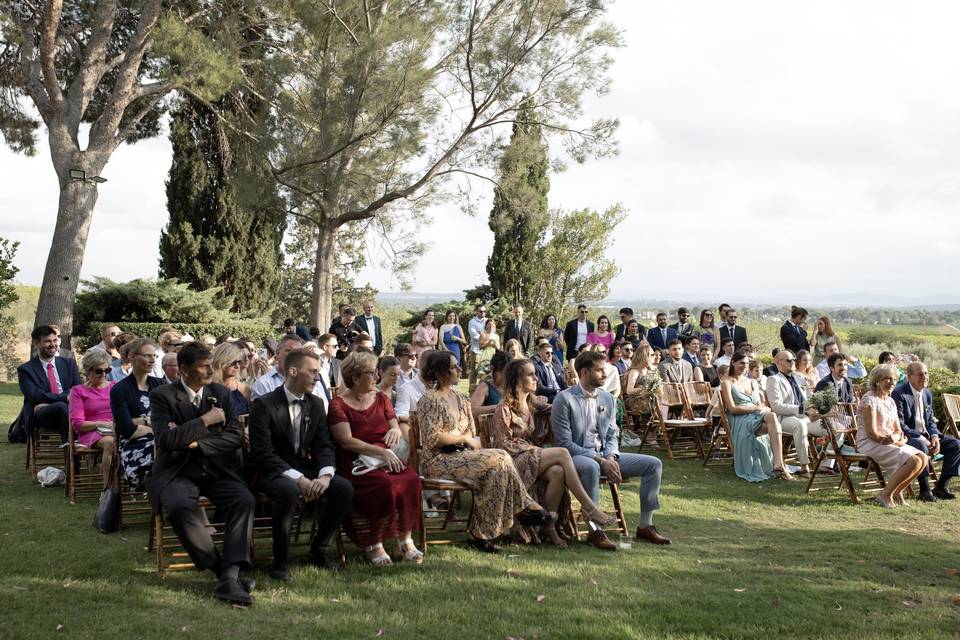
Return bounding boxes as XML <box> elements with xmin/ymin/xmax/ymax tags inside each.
<box><xmin>416</xmin><ymin>351</ymin><xmax>552</xmax><ymax>553</ymax></box>
<box><xmin>856</xmin><ymin>364</ymin><xmax>927</xmax><ymax>508</ymax></box>
<box><xmin>492</xmin><ymin>359</ymin><xmax>617</xmax><ymax>546</ymax></box>
<box><xmin>795</xmin><ymin>350</ymin><xmax>818</xmax><ymax>394</ymax></box>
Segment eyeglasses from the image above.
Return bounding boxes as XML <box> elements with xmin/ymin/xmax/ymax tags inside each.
<box><xmin>108</xmin><ymin>332</ymin><xmax>121</xmax><ymax>337</ymax></box>
<box><xmin>784</xmin><ymin>357</ymin><xmax>796</xmax><ymax>362</ymax></box>
<box><xmin>135</xmin><ymin>352</ymin><xmax>157</xmax><ymax>359</ymax></box>
<box><xmin>399</xmin><ymin>353</ymin><xmax>415</xmax><ymax>358</ymax></box>
<box><xmin>92</xmin><ymin>367</ymin><xmax>112</xmax><ymax>375</ymax></box>
<box><xmin>359</xmin><ymin>370</ymin><xmax>378</xmax><ymax>377</ymax></box>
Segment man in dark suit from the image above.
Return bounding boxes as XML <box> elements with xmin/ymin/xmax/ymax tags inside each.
<box><xmin>318</xmin><ymin>333</ymin><xmax>342</xmax><ymax>390</ymax></box>
<box><xmin>16</xmin><ymin>325</ymin><xmax>81</xmax><ymax>444</ymax></box>
<box><xmin>283</xmin><ymin>318</ymin><xmax>313</xmax><ymax>343</ymax></box>
<box><xmin>780</xmin><ymin>306</ymin><xmax>810</xmax><ymax>355</ymax></box>
<box><xmin>892</xmin><ymin>361</ymin><xmax>960</xmax><ymax>502</ymax></box>
<box><xmin>614</xmin><ymin>307</ymin><xmax>634</xmax><ymax>341</ymax></box>
<box><xmin>813</xmin><ymin>352</ymin><xmax>854</xmax><ymax>403</ymax></box>
<box><xmin>357</xmin><ymin>300</ymin><xmax>384</xmax><ymax>355</ymax></box>
<box><xmin>533</xmin><ymin>340</ymin><xmax>567</xmax><ymax>401</ymax></box>
<box><xmin>668</xmin><ymin>307</ymin><xmax>694</xmax><ymax>341</ymax></box>
<box><xmin>328</xmin><ymin>308</ymin><xmax>365</xmax><ymax>359</ymax></box>
<box><xmin>681</xmin><ymin>336</ymin><xmax>702</xmax><ymax>369</ymax></box>
<box><xmin>248</xmin><ymin>349</ymin><xmax>353</xmax><ymax>579</ymax></box>
<box><xmin>563</xmin><ymin>305</ymin><xmax>594</xmax><ymax>362</ymax></box>
<box><xmin>503</xmin><ymin>303</ymin><xmax>533</xmax><ymax>355</ymax></box>
<box><xmin>646</xmin><ymin>313</ymin><xmax>678</xmax><ymax>351</ymax></box>
<box><xmin>148</xmin><ymin>342</ymin><xmax>256</xmax><ymax>606</ymax></box>
<box><xmin>718</xmin><ymin>308</ymin><xmax>748</xmax><ymax>350</ymax></box>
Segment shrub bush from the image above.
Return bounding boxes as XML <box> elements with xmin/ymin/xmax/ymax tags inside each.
<box><xmin>80</xmin><ymin>321</ymin><xmax>276</xmax><ymax>353</ymax></box>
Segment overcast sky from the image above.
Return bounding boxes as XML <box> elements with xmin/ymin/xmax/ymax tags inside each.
<box><xmin>3</xmin><ymin>1</ymin><xmax>960</xmax><ymax>306</ymax></box>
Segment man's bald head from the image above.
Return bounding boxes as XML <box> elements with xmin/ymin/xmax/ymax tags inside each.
<box><xmin>775</xmin><ymin>349</ymin><xmax>796</xmax><ymax>374</ymax></box>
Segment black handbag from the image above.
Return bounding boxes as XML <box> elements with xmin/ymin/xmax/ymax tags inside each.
<box><xmin>93</xmin><ymin>487</ymin><xmax>121</xmax><ymax>534</ymax></box>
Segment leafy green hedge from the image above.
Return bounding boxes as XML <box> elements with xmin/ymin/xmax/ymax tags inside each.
<box><xmin>79</xmin><ymin>321</ymin><xmax>277</xmax><ymax>352</ymax></box>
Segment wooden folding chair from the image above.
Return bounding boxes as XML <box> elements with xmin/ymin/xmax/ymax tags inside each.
<box><xmin>113</xmin><ymin>449</ymin><xmax>152</xmax><ymax>530</ymax></box>
<box><xmin>804</xmin><ymin>402</ymin><xmax>886</xmax><ymax>503</ymax></box>
<box><xmin>408</xmin><ymin>412</ymin><xmax>473</xmax><ymax>552</ymax></box>
<box><xmin>942</xmin><ymin>393</ymin><xmax>960</xmax><ymax>439</ymax></box>
<box><xmin>477</xmin><ymin>413</ymin><xmax>493</xmax><ymax>448</ymax></box>
<box><xmin>153</xmin><ymin>498</ymin><xmax>225</xmax><ymax>577</ymax></box>
<box><xmin>27</xmin><ymin>425</ymin><xmax>64</xmax><ymax>477</ymax></box>
<box><xmin>703</xmin><ymin>394</ymin><xmax>735</xmax><ymax>468</ymax></box>
<box><xmin>65</xmin><ymin>423</ymin><xmax>108</xmax><ymax>504</ymax></box>
<box><xmin>647</xmin><ymin>383</ymin><xmax>707</xmax><ymax>459</ymax></box>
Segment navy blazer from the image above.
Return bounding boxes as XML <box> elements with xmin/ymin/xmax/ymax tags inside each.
<box><xmin>17</xmin><ymin>356</ymin><xmax>81</xmax><ymax>409</ymax></box>
<box><xmin>646</xmin><ymin>326</ymin><xmax>678</xmax><ymax>351</ymax></box>
<box><xmin>780</xmin><ymin>321</ymin><xmax>810</xmax><ymax>355</ymax></box>
<box><xmin>892</xmin><ymin>381</ymin><xmax>939</xmax><ymax>440</ymax></box>
<box><xmin>682</xmin><ymin>351</ymin><xmax>702</xmax><ymax>369</ymax></box>
<box><xmin>356</xmin><ymin>315</ymin><xmax>384</xmax><ymax>355</ymax></box>
<box><xmin>110</xmin><ymin>374</ymin><xmax>165</xmax><ymax>440</ymax></box>
<box><xmin>533</xmin><ymin>358</ymin><xmax>566</xmax><ymax>401</ymax></box>
<box><xmin>814</xmin><ymin>375</ymin><xmax>853</xmax><ymax>405</ymax></box>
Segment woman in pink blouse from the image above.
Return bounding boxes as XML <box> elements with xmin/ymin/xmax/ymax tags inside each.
<box><xmin>412</xmin><ymin>309</ymin><xmax>439</xmax><ymax>357</ymax></box>
<box><xmin>586</xmin><ymin>315</ymin><xmax>615</xmax><ymax>350</ymax></box>
<box><xmin>69</xmin><ymin>349</ymin><xmax>117</xmax><ymax>489</ymax></box>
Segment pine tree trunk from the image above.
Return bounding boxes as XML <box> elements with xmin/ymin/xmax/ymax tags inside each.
<box><xmin>310</xmin><ymin>222</ymin><xmax>338</xmax><ymax>329</ymax></box>
<box><xmin>34</xmin><ymin>178</ymin><xmax>100</xmax><ymax>346</ymax></box>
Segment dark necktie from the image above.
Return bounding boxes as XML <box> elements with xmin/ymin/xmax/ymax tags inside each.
<box><xmin>317</xmin><ymin>375</ymin><xmax>331</xmax><ymax>401</ymax></box>
<box><xmin>785</xmin><ymin>374</ymin><xmax>803</xmax><ymax>406</ymax></box>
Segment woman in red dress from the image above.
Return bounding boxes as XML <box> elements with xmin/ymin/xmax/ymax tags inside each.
<box><xmin>329</xmin><ymin>351</ymin><xmax>423</xmax><ymax>566</ymax></box>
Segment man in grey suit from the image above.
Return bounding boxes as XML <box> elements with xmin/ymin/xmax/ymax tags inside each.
<box><xmin>658</xmin><ymin>339</ymin><xmax>694</xmax><ymax>383</ymax></box>
<box><xmin>551</xmin><ymin>351</ymin><xmax>670</xmax><ymax>549</ymax></box>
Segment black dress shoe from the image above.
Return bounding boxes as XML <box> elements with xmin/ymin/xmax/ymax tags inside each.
<box><xmin>268</xmin><ymin>564</ymin><xmax>290</xmax><ymax>582</ymax></box>
<box><xmin>239</xmin><ymin>576</ymin><xmax>256</xmax><ymax>592</ymax></box>
<box><xmin>515</xmin><ymin>507</ymin><xmax>552</xmax><ymax>528</ymax></box>
<box><xmin>309</xmin><ymin>547</ymin><xmax>344</xmax><ymax>573</ymax></box>
<box><xmin>213</xmin><ymin>579</ymin><xmax>254</xmax><ymax>606</ymax></box>
<box><xmin>918</xmin><ymin>490</ymin><xmax>938</xmax><ymax>503</ymax></box>
<box><xmin>933</xmin><ymin>485</ymin><xmax>956</xmax><ymax>500</ymax></box>
<box><xmin>466</xmin><ymin>537</ymin><xmax>501</xmax><ymax>553</ymax></box>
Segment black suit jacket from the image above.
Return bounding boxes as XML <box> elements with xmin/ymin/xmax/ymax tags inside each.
<box><xmin>15</xmin><ymin>356</ymin><xmax>81</xmax><ymax>434</ymax></box>
<box><xmin>147</xmin><ymin>382</ymin><xmax>244</xmax><ymax>509</ymax></box>
<box><xmin>504</xmin><ymin>319</ymin><xmax>533</xmax><ymax>355</ymax></box>
<box><xmin>248</xmin><ymin>385</ymin><xmax>335</xmax><ymax>484</ymax></box>
<box><xmin>718</xmin><ymin>325</ymin><xmax>748</xmax><ymax>350</ymax></box>
<box><xmin>563</xmin><ymin>319</ymin><xmax>594</xmax><ymax>361</ymax></box>
<box><xmin>669</xmin><ymin>322</ymin><xmax>695</xmax><ymax>340</ymax></box>
<box><xmin>357</xmin><ymin>315</ymin><xmax>384</xmax><ymax>355</ymax></box>
<box><xmin>328</xmin><ymin>319</ymin><xmax>365</xmax><ymax>359</ymax></box>
<box><xmin>780</xmin><ymin>321</ymin><xmax>810</xmax><ymax>354</ymax></box>
<box><xmin>533</xmin><ymin>358</ymin><xmax>567</xmax><ymax>401</ymax></box>
<box><xmin>814</xmin><ymin>375</ymin><xmax>853</xmax><ymax>404</ymax></box>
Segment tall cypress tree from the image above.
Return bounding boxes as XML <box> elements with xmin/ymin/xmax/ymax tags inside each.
<box><xmin>485</xmin><ymin>101</ymin><xmax>550</xmax><ymax>306</ymax></box>
<box><xmin>159</xmin><ymin>95</ymin><xmax>285</xmax><ymax>316</ymax></box>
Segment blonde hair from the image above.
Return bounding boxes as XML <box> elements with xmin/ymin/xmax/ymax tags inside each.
<box><xmin>867</xmin><ymin>364</ymin><xmax>900</xmax><ymax>393</ymax></box>
<box><xmin>212</xmin><ymin>342</ymin><xmax>244</xmax><ymax>383</ymax></box>
<box><xmin>629</xmin><ymin>341</ymin><xmax>652</xmax><ymax>371</ymax></box>
<box><xmin>341</xmin><ymin>350</ymin><xmax>379</xmax><ymax>389</ymax></box>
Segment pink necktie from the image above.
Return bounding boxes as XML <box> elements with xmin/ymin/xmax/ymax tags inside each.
<box><xmin>46</xmin><ymin>362</ymin><xmax>60</xmax><ymax>394</ymax></box>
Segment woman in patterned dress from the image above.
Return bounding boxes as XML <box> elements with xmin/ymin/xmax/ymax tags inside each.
<box><xmin>856</xmin><ymin>364</ymin><xmax>927</xmax><ymax>508</ymax></box>
<box><xmin>492</xmin><ymin>359</ymin><xmax>617</xmax><ymax>546</ymax></box>
<box><xmin>109</xmin><ymin>337</ymin><xmax>163</xmax><ymax>489</ymax></box>
<box><xmin>416</xmin><ymin>351</ymin><xmax>552</xmax><ymax>553</ymax></box>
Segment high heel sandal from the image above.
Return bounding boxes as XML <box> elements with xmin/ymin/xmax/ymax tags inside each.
<box><xmin>772</xmin><ymin>468</ymin><xmax>796</xmax><ymax>481</ymax></box>
<box><xmin>396</xmin><ymin>539</ymin><xmax>424</xmax><ymax>564</ymax></box>
<box><xmin>365</xmin><ymin>543</ymin><xmax>393</xmax><ymax>566</ymax></box>
<box><xmin>583</xmin><ymin>505</ymin><xmax>618</xmax><ymax>528</ymax></box>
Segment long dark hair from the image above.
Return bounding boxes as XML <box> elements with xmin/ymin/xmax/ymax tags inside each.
<box><xmin>541</xmin><ymin>314</ymin><xmax>558</xmax><ymax>330</ymax></box>
<box><xmin>503</xmin><ymin>358</ymin><xmax>536</xmax><ymax>417</ymax></box>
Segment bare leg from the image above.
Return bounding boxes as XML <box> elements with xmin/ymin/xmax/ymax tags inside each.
<box><xmin>536</xmin><ymin>447</ymin><xmax>599</xmax><ymax>511</ymax></box>
<box><xmin>764</xmin><ymin>413</ymin><xmax>787</xmax><ymax>470</ymax></box>
<box><xmin>888</xmin><ymin>454</ymin><xmax>927</xmax><ymax>502</ymax></box>
<box><xmin>542</xmin><ymin>465</ymin><xmax>565</xmax><ymax>513</ymax></box>
<box><xmin>97</xmin><ymin>436</ymin><xmax>115</xmax><ymax>489</ymax></box>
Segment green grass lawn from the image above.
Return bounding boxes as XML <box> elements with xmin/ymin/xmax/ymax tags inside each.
<box><xmin>1</xmin><ymin>382</ymin><xmax>959</xmax><ymax>639</ymax></box>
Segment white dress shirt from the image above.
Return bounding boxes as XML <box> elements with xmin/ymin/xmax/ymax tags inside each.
<box><xmin>281</xmin><ymin>385</ymin><xmax>334</xmax><ymax>481</ymax></box>
<box><xmin>38</xmin><ymin>354</ymin><xmax>63</xmax><ymax>393</ymax></box>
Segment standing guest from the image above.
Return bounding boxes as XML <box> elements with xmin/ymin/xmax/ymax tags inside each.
<box><xmin>16</xmin><ymin>325</ymin><xmax>81</xmax><ymax>445</ymax></box>
<box><xmin>717</xmin><ymin>303</ymin><xmax>732</xmax><ymax>325</ymax></box>
<box><xmin>329</xmin><ymin>308</ymin><xmax>365</xmax><ymax>359</ymax></box>
<box><xmin>586</xmin><ymin>315</ymin><xmax>615</xmax><ymax>350</ymax></box>
<box><xmin>718</xmin><ymin>308</ymin><xmax>747</xmax><ymax>351</ymax></box>
<box><xmin>148</xmin><ymin>342</ymin><xmax>255</xmax><ymax>605</ymax></box>
<box><xmin>857</xmin><ymin>365</ymin><xmax>927</xmax><ymax>508</ymax></box>
<box><xmin>614</xmin><ymin>307</ymin><xmax>636</xmax><ymax>341</ymax></box>
<box><xmin>356</xmin><ymin>300</ymin><xmax>384</xmax><ymax>355</ymax></box>
<box><xmin>811</xmin><ymin>316</ymin><xmax>843</xmax><ymax>365</ymax></box>
<box><xmin>417</xmin><ymin>351</ymin><xmax>552</xmax><ymax>553</ymax></box>
<box><xmin>252</xmin><ymin>335</ymin><xmax>331</xmax><ymax>410</ymax></box>
<box><xmin>538</xmin><ymin>314</ymin><xmax>566</xmax><ymax>366</ymax></box>
<box><xmin>721</xmin><ymin>352</ymin><xmax>793</xmax><ymax>482</ymax></box>
<box><xmin>622</xmin><ymin>320</ymin><xmax>643</xmax><ymax>349</ymax></box>
<box><xmin>695</xmin><ymin>310</ymin><xmax>719</xmax><ymax>356</ymax></box>
<box><xmin>815</xmin><ymin>342</ymin><xmax>866</xmax><ymax>380</ymax></box>
<box><xmin>108</xmin><ymin>333</ymin><xmax>138</xmax><ymax>381</ymax></box>
<box><xmin>659</xmin><ymin>339</ymin><xmax>694</xmax><ymax>384</ymax></box>
<box><xmin>780</xmin><ymin>306</ymin><xmax>811</xmax><ymax>355</ymax></box>
<box><xmin>552</xmin><ymin>350</ymin><xmax>670</xmax><ymax>548</ymax></box>
<box><xmin>646</xmin><ymin>313</ymin><xmax>678</xmax><ymax>352</ymax></box>
<box><xmin>814</xmin><ymin>352</ymin><xmax>855</xmax><ymax>404</ymax></box>
<box><xmin>694</xmin><ymin>346</ymin><xmax>720</xmax><ymax>387</ymax></box>
<box><xmin>794</xmin><ymin>350</ymin><xmax>819</xmax><ymax>393</ymax></box>
<box><xmin>283</xmin><ymin>318</ymin><xmax>313</xmax><ymax>343</ymax></box>
<box><xmin>532</xmin><ymin>341</ymin><xmax>566</xmax><ymax>402</ymax></box>
<box><xmin>317</xmin><ymin>333</ymin><xmax>342</xmax><ymax>392</ymax></box>
<box><xmin>248</xmin><ymin>349</ymin><xmax>353</xmax><ymax>579</ymax></box>
<box><xmin>69</xmin><ymin>349</ymin><xmax>117</xmax><ymax>489</ymax></box>
<box><xmin>161</xmin><ymin>352</ymin><xmax>180</xmax><ymax>384</ymax></box>
<box><xmin>151</xmin><ymin>329</ymin><xmax>184</xmax><ymax>378</ymax></box>
<box><xmin>669</xmin><ymin>307</ymin><xmax>694</xmax><ymax>341</ymax></box>
<box><xmin>504</xmin><ymin>338</ymin><xmax>525</xmax><ymax>361</ymax></box>
<box><xmin>467</xmin><ymin>304</ymin><xmax>488</xmax><ymax>390</ymax></box>
<box><xmin>563</xmin><ymin>305</ymin><xmax>594</xmax><ymax>362</ymax></box>
<box><xmin>439</xmin><ymin>310</ymin><xmax>468</xmax><ymax>366</ymax></box>
<box><xmin>377</xmin><ymin>356</ymin><xmax>401</xmax><ymax>405</ymax></box>
<box><xmin>503</xmin><ymin>304</ymin><xmax>533</xmax><ymax>356</ymax></box>
<box><xmin>472</xmin><ymin>351</ymin><xmax>511</xmax><ymax>418</ymax></box>
<box><xmin>412</xmin><ymin>309</ymin><xmax>440</xmax><ymax>358</ymax></box>
<box><xmin>109</xmin><ymin>338</ymin><xmax>162</xmax><ymax>489</ymax></box>
<box><xmin>477</xmin><ymin>318</ymin><xmax>501</xmax><ymax>376</ymax></box>
<box><xmin>493</xmin><ymin>359</ymin><xmax>617</xmax><ymax>546</ymax></box>
<box><xmin>892</xmin><ymin>361</ymin><xmax>960</xmax><ymax>502</ymax></box>
<box><xmin>393</xmin><ymin>343</ymin><xmax>418</xmax><ymax>389</ymax></box>
<box><xmin>89</xmin><ymin>324</ymin><xmax>122</xmax><ymax>360</ymax></box>
<box><xmin>213</xmin><ymin>342</ymin><xmax>252</xmax><ymax>417</ymax></box>
<box><xmin>714</xmin><ymin>339</ymin><xmax>736</xmax><ymax>368</ymax></box>
<box><xmin>766</xmin><ymin>350</ymin><xmax>827</xmax><ymax>478</ymax></box>
<box><xmin>682</xmin><ymin>337</ymin><xmax>702</xmax><ymax>369</ymax></box>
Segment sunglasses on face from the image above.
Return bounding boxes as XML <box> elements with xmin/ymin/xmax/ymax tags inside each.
<box><xmin>229</xmin><ymin>360</ymin><xmax>245</xmax><ymax>368</ymax></box>
<box><xmin>92</xmin><ymin>367</ymin><xmax>112</xmax><ymax>375</ymax></box>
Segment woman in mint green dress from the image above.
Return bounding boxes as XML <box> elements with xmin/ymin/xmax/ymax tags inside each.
<box><xmin>720</xmin><ymin>352</ymin><xmax>794</xmax><ymax>482</ymax></box>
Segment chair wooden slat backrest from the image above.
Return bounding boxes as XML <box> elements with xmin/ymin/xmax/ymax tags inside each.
<box><xmin>682</xmin><ymin>381</ymin><xmax>713</xmax><ymax>420</ymax></box>
<box><xmin>649</xmin><ymin>382</ymin><xmax>708</xmax><ymax>459</ymax></box>
<box><xmin>804</xmin><ymin>402</ymin><xmax>885</xmax><ymax>503</ymax></box>
<box><xmin>703</xmin><ymin>384</ymin><xmax>735</xmax><ymax>468</ymax></box>
<box><xmin>65</xmin><ymin>399</ymin><xmax>107</xmax><ymax>504</ymax></box>
<box><xmin>477</xmin><ymin>413</ymin><xmax>493</xmax><ymax>448</ymax></box>
<box><xmin>942</xmin><ymin>393</ymin><xmax>960</xmax><ymax>439</ymax></box>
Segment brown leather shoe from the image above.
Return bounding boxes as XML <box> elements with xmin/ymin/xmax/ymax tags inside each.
<box><xmin>635</xmin><ymin>525</ymin><xmax>671</xmax><ymax>545</ymax></box>
<box><xmin>586</xmin><ymin>529</ymin><xmax>617</xmax><ymax>551</ymax></box>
